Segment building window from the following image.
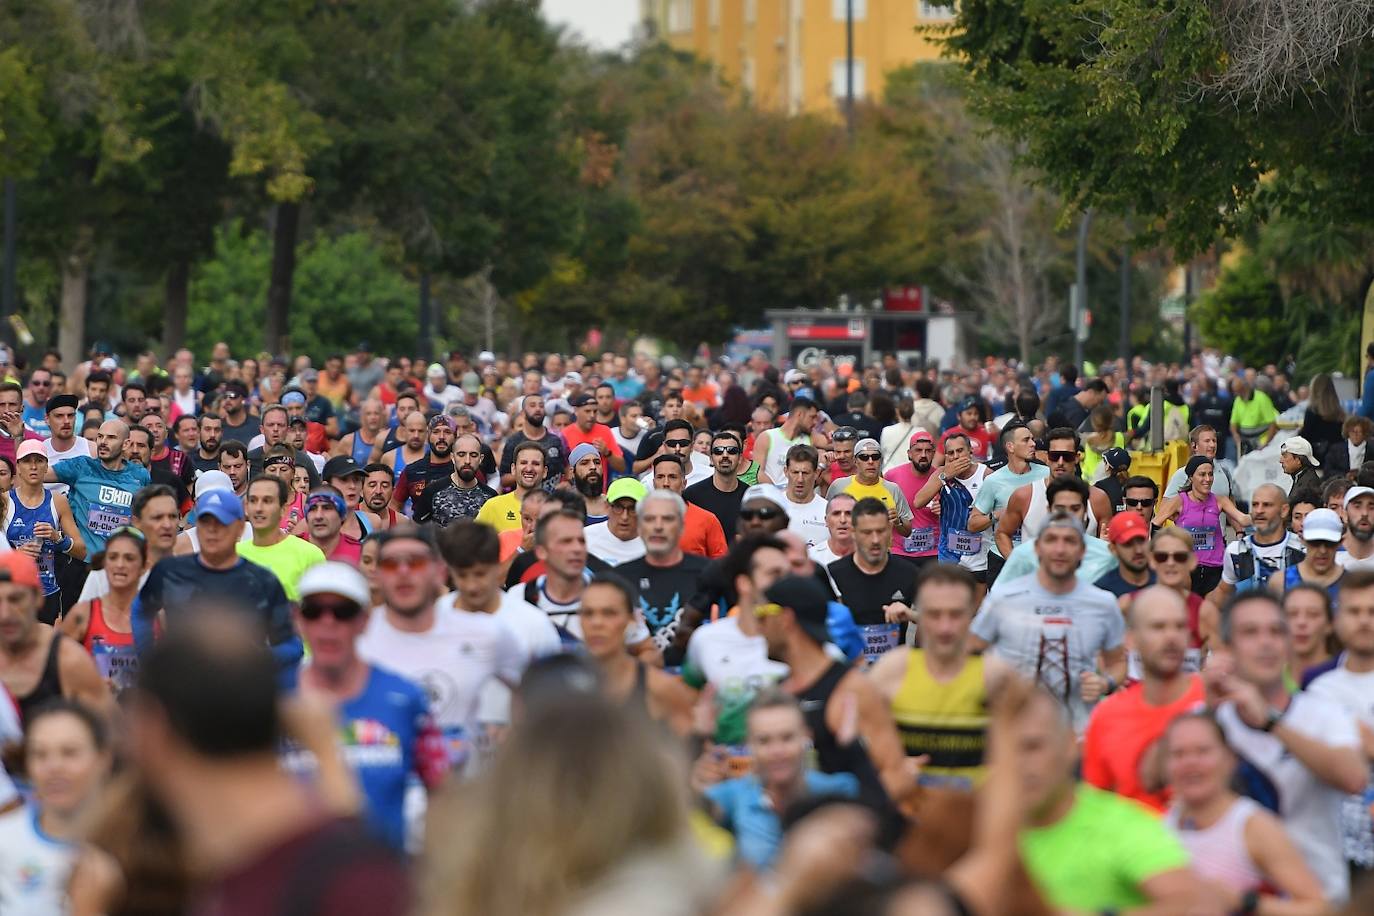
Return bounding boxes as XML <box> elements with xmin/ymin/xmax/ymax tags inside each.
<box><xmin>831</xmin><ymin>58</ymin><xmax>866</xmax><ymax>100</ymax></box>
<box><xmin>668</xmin><ymin>0</ymin><xmax>693</xmax><ymax>32</ymax></box>
<box><xmin>745</xmin><ymin>0</ymin><xmax>756</xmax><ymax>23</ymax></box>
<box><xmin>918</xmin><ymin>1</ymin><xmax>956</xmax><ymax>20</ymax></box>
<box><xmin>832</xmin><ymin>0</ymin><xmax>867</xmax><ymax>19</ymax></box>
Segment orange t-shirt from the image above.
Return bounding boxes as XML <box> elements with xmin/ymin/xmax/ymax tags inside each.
<box><xmin>681</xmin><ymin>503</ymin><xmax>727</xmax><ymax>559</ymax></box>
<box><xmin>1080</xmin><ymin>674</ymin><xmax>1206</xmax><ymax>811</ymax></box>
<box><xmin>682</xmin><ymin>383</ymin><xmax>719</xmax><ymax>409</ymax></box>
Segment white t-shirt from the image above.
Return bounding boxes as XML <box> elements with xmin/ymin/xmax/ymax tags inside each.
<box><xmin>638</xmin><ymin>451</ymin><xmax>712</xmax><ymax>488</ymax></box>
<box><xmin>43</xmin><ymin>437</ymin><xmax>90</xmax><ymax>496</ymax></box>
<box><xmin>584</xmin><ymin>522</ymin><xmax>647</xmax><ymax>565</ymax></box>
<box><xmin>435</xmin><ymin>590</ymin><xmax>562</xmax><ymax>728</ymax></box>
<box><xmin>0</xmin><ymin>807</ymin><xmax>75</xmax><ymax>915</ymax></box>
<box><xmin>681</xmin><ymin>615</ymin><xmax>789</xmax><ymax>742</ymax></box>
<box><xmin>785</xmin><ymin>493</ymin><xmax>829</xmax><ymax>549</ymax></box>
<box><xmin>1337</xmin><ymin>546</ymin><xmax>1374</xmax><ymax>571</ymax></box>
<box><xmin>1304</xmin><ymin>663</ymin><xmax>1374</xmax><ymax>870</ymax></box>
<box><xmin>1216</xmin><ymin>693</ymin><xmax>1361</xmax><ymax>902</ymax></box>
<box><xmin>1221</xmin><ymin>532</ymin><xmax>1303</xmax><ymax>586</ymax></box>
<box><xmin>357</xmin><ymin>606</ymin><xmax>524</xmax><ymax>769</ymax></box>
<box><xmin>972</xmin><ymin>573</ymin><xmax>1125</xmax><ymax>733</ymax></box>
<box><xmin>613</xmin><ymin>426</ymin><xmax>645</xmax><ymax>455</ymax></box>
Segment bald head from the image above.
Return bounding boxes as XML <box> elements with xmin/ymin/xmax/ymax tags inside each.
<box><xmin>1249</xmin><ymin>483</ymin><xmax>1290</xmax><ymax>537</ymax></box>
<box><xmin>1253</xmin><ymin>483</ymin><xmax>1287</xmax><ymax>505</ymax></box>
<box><xmin>1129</xmin><ymin>585</ymin><xmax>1190</xmax><ymax>679</ymax></box>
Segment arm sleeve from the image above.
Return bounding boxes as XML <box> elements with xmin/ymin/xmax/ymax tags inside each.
<box><xmin>1101</xmin><ymin>599</ymin><xmax>1127</xmax><ymax>649</ymax></box>
<box><xmin>889</xmin><ymin>483</ymin><xmax>914</xmax><ymax>524</ymax></box>
<box><xmin>972</xmin><ymin>480</ymin><xmax>997</xmax><ymax>514</ymax></box>
<box><xmin>53</xmin><ymin>457</ymin><xmax>82</xmax><ymax>486</ymax></box>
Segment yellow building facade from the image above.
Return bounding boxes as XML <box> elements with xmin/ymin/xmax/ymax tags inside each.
<box><xmin>640</xmin><ymin>0</ymin><xmax>954</xmax><ymax>114</ymax></box>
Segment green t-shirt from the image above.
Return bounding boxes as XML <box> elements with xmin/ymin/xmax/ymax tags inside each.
<box><xmin>1231</xmin><ymin>391</ymin><xmax>1278</xmax><ymax>434</ymax></box>
<box><xmin>1019</xmin><ymin>785</ymin><xmax>1190</xmax><ymax>912</ymax></box>
<box><xmin>237</xmin><ymin>535</ymin><xmax>327</xmax><ymax>601</ymax></box>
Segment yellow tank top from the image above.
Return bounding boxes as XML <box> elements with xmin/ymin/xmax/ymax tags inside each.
<box><xmin>842</xmin><ymin>478</ymin><xmax>895</xmax><ymax>508</ymax></box>
<box><xmin>891</xmin><ymin>650</ymin><xmax>988</xmax><ymax>788</ymax></box>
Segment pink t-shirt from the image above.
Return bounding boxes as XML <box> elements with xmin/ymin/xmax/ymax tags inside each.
<box><xmin>885</xmin><ymin>464</ymin><xmax>939</xmax><ymax>558</ymax></box>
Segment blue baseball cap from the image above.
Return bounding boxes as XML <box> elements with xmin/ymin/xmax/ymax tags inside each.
<box><xmin>282</xmin><ymin>390</ymin><xmax>306</xmax><ymax>407</ymax></box>
<box><xmin>194</xmin><ymin>489</ymin><xmax>244</xmax><ymax>525</ymax></box>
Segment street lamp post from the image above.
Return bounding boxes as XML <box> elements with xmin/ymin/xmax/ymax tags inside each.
<box><xmin>845</xmin><ymin>0</ymin><xmax>855</xmax><ymax>138</ymax></box>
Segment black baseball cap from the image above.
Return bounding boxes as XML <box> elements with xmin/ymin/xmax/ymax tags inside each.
<box><xmin>568</xmin><ymin>392</ymin><xmax>594</xmax><ymax>408</ymax></box>
<box><xmin>45</xmin><ymin>394</ymin><xmax>79</xmax><ymax>415</ymax></box>
<box><xmin>322</xmin><ymin>456</ymin><xmax>366</xmax><ymax>481</ymax></box>
<box><xmin>763</xmin><ymin>575</ymin><xmax>831</xmax><ymax>645</ymax></box>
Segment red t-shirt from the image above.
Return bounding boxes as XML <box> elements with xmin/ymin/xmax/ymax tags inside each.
<box><xmin>561</xmin><ymin>424</ymin><xmax>618</xmax><ymax>491</ymax></box>
<box><xmin>938</xmin><ymin>423</ymin><xmax>994</xmax><ymax>461</ymax></box>
<box><xmin>1081</xmin><ymin>674</ymin><xmax>1206</xmax><ymax>811</ymax></box>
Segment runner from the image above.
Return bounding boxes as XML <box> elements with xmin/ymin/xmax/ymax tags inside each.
<box><xmin>754</xmin><ymin>574</ymin><xmax>914</xmax><ymax>808</ymax></box>
<box><xmin>237</xmin><ymin>475</ymin><xmax>326</xmax><ymax>600</ymax></box>
<box><xmin>41</xmin><ymin>394</ymin><xmax>89</xmax><ymax>478</ymax></box>
<box><xmin>909</xmin><ymin>431</ymin><xmax>990</xmax><ymax>594</ymax></box>
<box><xmin>567</xmin><ymin>443</ymin><xmax>610</xmax><ymax>523</ymax></box>
<box><xmin>0</xmin><ymin>552</ymin><xmax>107</xmax><ymax>719</ymax></box>
<box><xmin>412</xmin><ymin>433</ymin><xmax>494</xmax><ymax>527</ymax></box>
<box><xmin>59</xmin><ymin>526</ymin><xmax>144</xmax><ymax>693</ymax></box>
<box><xmin>684</xmin><ymin>430</ymin><xmax>747</xmax><ymax>541</ymax></box>
<box><xmin>780</xmin><ymin>444</ymin><xmax>827</xmax><ymax>548</ymax></box>
<box><xmin>334</xmin><ymin>398</ymin><xmax>387</xmax><ymax>466</ymax></box>
<box><xmin>579</xmin><ymin>573</ymin><xmax>696</xmax><ymax>736</ymax></box>
<box><xmin>868</xmin><ymin>564</ymin><xmax>1011</xmax><ymax>788</ymax></box>
<box><xmin>134</xmin><ymin>489</ymin><xmax>302</xmax><ymax>675</ymax></box>
<box><xmin>285</xmin><ymin>562</ymin><xmax>447</xmax><ymax>851</ymax></box>
<box><xmin>826</xmin><ymin>498</ymin><xmax>917</xmax><ymax>663</ymax></box>
<box><xmin>967</xmin><ymin>422</ymin><xmax>1046</xmax><ymax>583</ymax></box>
<box><xmin>614</xmin><ymin>489</ymin><xmax>710</xmax><ymax>661</ymax></box>
<box><xmin>498</xmin><ymin>394</ymin><xmax>567</xmax><ymax>491</ymax></box>
<box><xmin>825</xmin><ymin>437</ymin><xmax>913</xmax><ymax>540</ymax></box>
<box><xmin>650</xmin><ymin>455</ymin><xmax>727</xmax><ymax>559</ymax></box>
<box><xmin>1201</xmin><ymin>483</ymin><xmax>1302</xmax><ymax>627</ymax></box>
<box><xmin>188</xmin><ymin>411</ymin><xmax>223</xmax><ymax>474</ymax></box>
<box><xmin>47</xmin><ymin>419</ymin><xmax>151</xmax><ymax>559</ymax></box>
<box><xmin>1155</xmin><ymin>456</ymin><xmax>1251</xmax><ymax>596</ymax></box>
<box><xmin>971</xmin><ymin>513</ymin><xmax>1126</xmax><ymax>734</ymax></box>
<box><xmin>992</xmin><ymin>428</ymin><xmax>1113</xmax><ymax>554</ymax></box>
<box><xmin>998</xmin><ymin>477</ymin><xmax>1117</xmax><ymax>583</ymax></box>
<box><xmin>1269</xmin><ymin>507</ymin><xmax>1344</xmax><ymax>600</ymax></box>
<box><xmin>1082</xmin><ymin>586</ymin><xmax>1207</xmax><ymax>810</ymax></box>
<box><xmin>8</xmin><ymin>441</ymin><xmax>85</xmax><ymax>623</ymax></box>
<box><xmin>217</xmin><ymin>440</ymin><xmax>251</xmax><ymax>498</ymax></box>
<box><xmin>361</xmin><ymin>463</ymin><xmax>401</xmax><ymax>530</ymax></box>
<box><xmin>754</xmin><ymin>396</ymin><xmax>817</xmax><ymax>485</ymax></box>
<box><xmin>561</xmin><ymin>393</ymin><xmax>624</xmax><ymax>475</ymax></box>
<box><xmin>76</xmin><ymin>483</ymin><xmax>178</xmax><ymax>603</ymax></box>
<box><xmin>1094</xmin><ymin>511</ymin><xmax>1156</xmax><ymax>597</ymax></box>
<box><xmin>1208</xmin><ymin>591</ymin><xmax>1366</xmax><ymax>902</ymax></box>
<box><xmin>392</xmin><ymin>416</ymin><xmax>457</xmax><ymax>512</ymax></box>
<box><xmin>584</xmin><ymin>478</ymin><xmax>647</xmax><ymax>564</ymax></box>
<box><xmin>807</xmin><ymin>492</ymin><xmax>856</xmax><ymax>569</ymax></box>
<box><xmin>356</xmin><ymin>526</ymin><xmax>524</xmax><ymax>772</ymax></box>
<box><xmin>321</xmin><ymin>456</ymin><xmax>381</xmax><ymax>542</ymax></box>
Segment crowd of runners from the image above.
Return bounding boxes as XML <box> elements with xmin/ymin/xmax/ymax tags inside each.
<box><xmin>0</xmin><ymin>338</ymin><xmax>1372</xmax><ymax>914</ymax></box>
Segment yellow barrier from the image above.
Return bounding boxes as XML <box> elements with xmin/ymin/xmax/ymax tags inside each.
<box><xmin>1126</xmin><ymin>440</ymin><xmax>1190</xmax><ymax>493</ymax></box>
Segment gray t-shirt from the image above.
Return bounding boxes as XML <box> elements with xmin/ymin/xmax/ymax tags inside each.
<box><xmin>971</xmin><ymin>573</ymin><xmax>1125</xmax><ymax>733</ymax></box>
<box><xmin>1163</xmin><ymin>464</ymin><xmax>1234</xmax><ymax>499</ymax></box>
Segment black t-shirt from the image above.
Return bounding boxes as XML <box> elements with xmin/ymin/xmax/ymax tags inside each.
<box><xmin>834</xmin><ymin>411</ymin><xmax>884</xmax><ymax>440</ymax></box>
<box><xmin>412</xmin><ymin>478</ymin><xmax>495</xmax><ymax>526</ymax></box>
<box><xmin>189</xmin><ymin>449</ymin><xmax>221</xmax><ymax>475</ymax></box>
<box><xmin>826</xmin><ymin>554</ymin><xmax>918</xmax><ymax>627</ymax></box>
<box><xmin>1050</xmin><ymin>398</ymin><xmax>1089</xmax><ymax>433</ymax></box>
<box><xmin>305</xmin><ymin>395</ymin><xmax>334</xmax><ymax>426</ymax></box>
<box><xmin>1095</xmin><ymin>476</ymin><xmax>1124</xmax><ymax>513</ymax></box>
<box><xmin>683</xmin><ymin>478</ymin><xmax>746</xmax><ymax>542</ymax></box>
<box><xmin>499</xmin><ymin>429</ymin><xmax>568</xmax><ymax>487</ymax></box>
<box><xmin>396</xmin><ymin>458</ymin><xmax>453</xmax><ymax>507</ymax></box>
<box><xmin>614</xmin><ymin>554</ymin><xmax>711</xmax><ymax>655</ymax></box>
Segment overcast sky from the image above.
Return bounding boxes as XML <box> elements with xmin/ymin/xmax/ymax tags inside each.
<box><xmin>543</xmin><ymin>0</ymin><xmax>639</xmax><ymax>49</ymax></box>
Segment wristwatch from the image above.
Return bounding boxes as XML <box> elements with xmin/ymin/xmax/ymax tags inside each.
<box><xmin>1260</xmin><ymin>706</ymin><xmax>1285</xmax><ymax>732</ymax></box>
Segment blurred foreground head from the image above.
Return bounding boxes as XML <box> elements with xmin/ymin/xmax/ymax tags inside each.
<box><xmin>420</xmin><ymin>654</ymin><xmax>717</xmax><ymax>916</ymax></box>
<box><xmin>131</xmin><ymin>609</ymin><xmax>280</xmax><ymax>773</ymax></box>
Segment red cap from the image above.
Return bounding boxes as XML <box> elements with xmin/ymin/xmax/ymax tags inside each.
<box><xmin>0</xmin><ymin>552</ymin><xmax>42</xmax><ymax>590</ymax></box>
<box><xmin>910</xmin><ymin>430</ymin><xmax>934</xmax><ymax>445</ymax></box>
<box><xmin>1106</xmin><ymin>512</ymin><xmax>1150</xmax><ymax>545</ymax></box>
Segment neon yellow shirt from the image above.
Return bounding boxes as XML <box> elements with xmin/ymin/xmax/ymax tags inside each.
<box><xmin>1019</xmin><ymin>785</ymin><xmax>1189</xmax><ymax>912</ymax></box>
<box><xmin>476</xmin><ymin>491</ymin><xmax>523</xmax><ymax>533</ymax></box>
<box><xmin>237</xmin><ymin>535</ymin><xmax>327</xmax><ymax>601</ymax></box>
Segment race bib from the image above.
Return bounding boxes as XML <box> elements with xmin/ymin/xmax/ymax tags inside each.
<box><xmin>87</xmin><ymin>506</ymin><xmax>130</xmax><ymax>537</ymax></box>
<box><xmin>860</xmin><ymin>624</ymin><xmax>901</xmax><ymax>666</ymax></box>
<box><xmin>903</xmin><ymin>527</ymin><xmax>936</xmax><ymax>554</ymax></box>
<box><xmin>442</xmin><ymin>726</ymin><xmax>470</xmax><ymax>771</ymax></box>
<box><xmin>945</xmin><ymin>528</ymin><xmax>982</xmax><ymax>556</ymax></box>
<box><xmin>91</xmin><ymin>641</ymin><xmax>140</xmax><ymax>693</ymax></box>
<box><xmin>1187</xmin><ymin>526</ymin><xmax>1217</xmax><ymax>553</ymax></box>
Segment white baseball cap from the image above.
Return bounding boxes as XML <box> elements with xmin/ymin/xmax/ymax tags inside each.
<box><xmin>194</xmin><ymin>470</ymin><xmax>234</xmax><ymax>497</ymax></box>
<box><xmin>1302</xmin><ymin>508</ymin><xmax>1343</xmax><ymax>543</ymax></box>
<box><xmin>1345</xmin><ymin>486</ymin><xmax>1374</xmax><ymax>509</ymax></box>
<box><xmin>297</xmin><ymin>562</ymin><xmax>371</xmax><ymax>608</ymax></box>
<box><xmin>1280</xmin><ymin>436</ymin><xmax>1320</xmax><ymax>467</ymax></box>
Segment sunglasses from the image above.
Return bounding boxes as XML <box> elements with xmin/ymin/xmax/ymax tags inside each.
<box><xmin>740</xmin><ymin>507</ymin><xmax>784</xmax><ymax>521</ymax></box>
<box><xmin>711</xmin><ymin>445</ymin><xmax>741</xmax><ymax>456</ymax></box>
<box><xmin>663</xmin><ymin>438</ymin><xmax>692</xmax><ymax>448</ymax></box>
<box><xmin>856</xmin><ymin>453</ymin><xmax>881</xmax><ymax>462</ymax></box>
<box><xmin>1124</xmin><ymin>497</ymin><xmax>1155</xmax><ymax>507</ymax></box>
<box><xmin>1152</xmin><ymin>550</ymin><xmax>1190</xmax><ymax>564</ymax></box>
<box><xmin>753</xmin><ymin>602</ymin><xmax>786</xmax><ymax>619</ymax></box>
<box><xmin>300</xmin><ymin>599</ymin><xmax>364</xmax><ymax>622</ymax></box>
<box><xmin>1047</xmin><ymin>450</ymin><xmax>1078</xmax><ymax>462</ymax></box>
<box><xmin>831</xmin><ymin>428</ymin><xmax>859</xmax><ymax>442</ymax></box>
<box><xmin>378</xmin><ymin>555</ymin><xmax>431</xmax><ymax>573</ymax></box>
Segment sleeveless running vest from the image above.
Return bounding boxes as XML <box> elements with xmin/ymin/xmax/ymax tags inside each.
<box><xmin>1177</xmin><ymin>491</ymin><xmax>1224</xmax><ymax>568</ymax></box>
<box><xmin>84</xmin><ymin>598</ymin><xmax>140</xmax><ymax>692</ymax></box>
<box><xmin>761</xmin><ymin>426</ymin><xmax>810</xmax><ymax>484</ymax></box>
<box><xmin>16</xmin><ymin>634</ymin><xmax>64</xmax><ymax>724</ymax></box>
<box><xmin>1283</xmin><ymin>565</ymin><xmax>1343</xmax><ymax>604</ymax></box>
<box><xmin>5</xmin><ymin>490</ymin><xmax>60</xmax><ymax>595</ymax></box>
<box><xmin>1022</xmin><ymin>477</ymin><xmax>1101</xmax><ymax>540</ymax></box>
<box><xmin>891</xmin><ymin>651</ymin><xmax>988</xmax><ymax>788</ymax></box>
<box><xmin>797</xmin><ymin>662</ymin><xmax>888</xmax><ymax>804</ymax></box>
<box><xmin>351</xmin><ymin>431</ymin><xmax>376</xmax><ymax>467</ymax></box>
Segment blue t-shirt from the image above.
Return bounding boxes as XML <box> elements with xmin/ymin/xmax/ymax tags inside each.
<box><xmin>284</xmin><ymin>666</ymin><xmax>446</xmax><ymax>851</ymax></box>
<box><xmin>706</xmin><ymin>770</ymin><xmax>859</xmax><ymax>869</ymax></box>
<box><xmin>134</xmin><ymin>555</ymin><xmax>302</xmax><ymax>673</ymax></box>
<box><xmin>22</xmin><ymin>403</ymin><xmax>49</xmax><ymax>437</ymax></box>
<box><xmin>6</xmin><ymin>490</ymin><xmax>60</xmax><ymax>595</ymax></box>
<box><xmin>52</xmin><ymin>457</ymin><xmax>151</xmax><ymax>554</ymax></box>
<box><xmin>608</xmin><ymin>376</ymin><xmax>645</xmax><ymax>400</ymax></box>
